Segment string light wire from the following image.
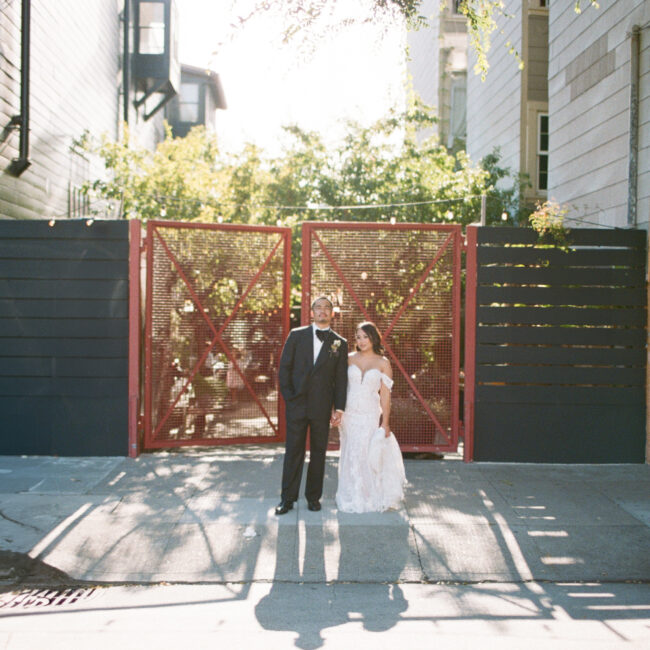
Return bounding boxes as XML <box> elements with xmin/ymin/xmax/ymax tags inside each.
<box><xmin>38</xmin><ymin>192</ymin><xmax>631</xmax><ymax>230</ymax></box>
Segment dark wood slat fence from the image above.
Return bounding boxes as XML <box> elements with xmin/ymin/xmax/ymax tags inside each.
<box><xmin>471</xmin><ymin>227</ymin><xmax>647</xmax><ymax>462</ymax></box>
<box><xmin>2</xmin><ymin>220</ymin><xmax>647</xmax><ymax>461</ymax></box>
<box><xmin>0</xmin><ymin>220</ymin><xmax>129</xmax><ymax>455</ymax></box>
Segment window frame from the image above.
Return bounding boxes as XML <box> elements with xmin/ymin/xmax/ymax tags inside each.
<box><xmin>447</xmin><ymin>76</ymin><xmax>467</xmax><ymax>149</ymax></box>
<box><xmin>178</xmin><ymin>82</ymin><xmax>202</xmax><ymax>124</ymax></box>
<box><xmin>537</xmin><ymin>112</ymin><xmax>549</xmax><ymax>192</ymax></box>
<box><xmin>137</xmin><ymin>0</ymin><xmax>166</xmax><ymax>55</ymax></box>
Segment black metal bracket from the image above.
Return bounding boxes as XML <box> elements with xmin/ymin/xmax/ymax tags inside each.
<box><xmin>133</xmin><ymin>78</ymin><xmax>169</xmax><ymax>108</ymax></box>
<box><xmin>133</xmin><ymin>79</ymin><xmax>176</xmax><ymax>121</ymax></box>
<box><xmin>0</xmin><ymin>115</ymin><xmax>21</xmax><ymax>144</ymax></box>
<box><xmin>143</xmin><ymin>88</ymin><xmax>175</xmax><ymax>121</ymax></box>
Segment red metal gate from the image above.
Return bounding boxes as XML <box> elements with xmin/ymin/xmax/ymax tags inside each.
<box><xmin>144</xmin><ymin>221</ymin><xmax>291</xmax><ymax>449</ymax></box>
<box><xmin>302</xmin><ymin>222</ymin><xmax>462</xmax><ymax>453</ymax></box>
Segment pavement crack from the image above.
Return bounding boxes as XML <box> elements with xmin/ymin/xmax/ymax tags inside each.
<box><xmin>409</xmin><ymin>523</ymin><xmax>429</xmax><ymax>582</ymax></box>
<box><xmin>109</xmin><ymin>497</ymin><xmax>124</xmax><ymax>515</ymax></box>
<box><xmin>0</xmin><ymin>510</ymin><xmax>42</xmax><ymax>532</ymax></box>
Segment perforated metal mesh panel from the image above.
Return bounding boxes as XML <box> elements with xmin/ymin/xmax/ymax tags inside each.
<box><xmin>144</xmin><ymin>222</ymin><xmax>290</xmax><ymax>448</ymax></box>
<box><xmin>303</xmin><ymin>223</ymin><xmax>461</xmax><ymax>452</ymax></box>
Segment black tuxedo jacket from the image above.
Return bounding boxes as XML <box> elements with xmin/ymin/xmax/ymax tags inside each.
<box><xmin>278</xmin><ymin>325</ymin><xmax>348</xmax><ymax>422</ymax></box>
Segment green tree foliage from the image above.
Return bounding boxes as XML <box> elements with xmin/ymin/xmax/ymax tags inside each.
<box><xmin>80</xmin><ymin>104</ymin><xmax>521</xmax><ymax>297</ymax></box>
<box><xmin>80</xmin><ymin>102</ymin><xmax>517</xmax><ymax>228</ymax></box>
<box><xmin>478</xmin><ymin>147</ymin><xmax>531</xmax><ymax>224</ymax></box>
<box><xmin>77</xmin><ymin>123</ymin><xmax>226</xmax><ymax>222</ymax></box>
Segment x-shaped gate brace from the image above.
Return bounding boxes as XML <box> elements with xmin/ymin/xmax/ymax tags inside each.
<box><xmin>145</xmin><ymin>223</ymin><xmax>288</xmax><ymax>443</ymax></box>
<box><xmin>306</xmin><ymin>225</ymin><xmax>461</xmax><ymax>447</ymax></box>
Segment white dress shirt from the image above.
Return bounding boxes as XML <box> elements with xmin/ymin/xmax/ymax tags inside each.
<box><xmin>311</xmin><ymin>324</ymin><xmax>344</xmax><ymax>416</ymax></box>
<box><xmin>312</xmin><ymin>324</ymin><xmax>330</xmax><ymax>364</ymax></box>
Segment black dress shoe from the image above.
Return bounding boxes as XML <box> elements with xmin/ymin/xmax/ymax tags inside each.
<box><xmin>274</xmin><ymin>500</ymin><xmax>294</xmax><ymax>515</ymax></box>
<box><xmin>307</xmin><ymin>500</ymin><xmax>321</xmax><ymax>512</ymax></box>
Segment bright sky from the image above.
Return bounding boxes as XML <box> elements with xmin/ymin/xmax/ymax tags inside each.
<box><xmin>175</xmin><ymin>0</ymin><xmax>407</xmax><ymax>154</ymax></box>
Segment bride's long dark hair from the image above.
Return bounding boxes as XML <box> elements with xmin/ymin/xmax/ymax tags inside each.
<box><xmin>356</xmin><ymin>321</ymin><xmax>384</xmax><ymax>355</ymax></box>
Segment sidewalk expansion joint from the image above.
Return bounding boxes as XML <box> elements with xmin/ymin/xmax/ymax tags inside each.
<box><xmin>408</xmin><ymin>522</ymin><xmax>432</xmax><ymax>583</ymax></box>
<box><xmin>5</xmin><ymin>577</ymin><xmax>649</xmax><ymax>590</ymax></box>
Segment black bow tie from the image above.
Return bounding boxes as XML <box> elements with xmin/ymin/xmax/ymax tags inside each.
<box><xmin>315</xmin><ymin>329</ymin><xmax>330</xmax><ymax>342</ymax></box>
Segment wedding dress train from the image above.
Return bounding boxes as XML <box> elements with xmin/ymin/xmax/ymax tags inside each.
<box><xmin>336</xmin><ymin>365</ymin><xmax>406</xmax><ymax>513</ymax></box>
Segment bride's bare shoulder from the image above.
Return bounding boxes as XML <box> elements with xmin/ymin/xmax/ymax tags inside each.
<box><xmin>380</xmin><ymin>356</ymin><xmax>392</xmax><ymax>377</ymax></box>
<box><xmin>348</xmin><ymin>351</ymin><xmax>359</xmax><ymax>362</ymax></box>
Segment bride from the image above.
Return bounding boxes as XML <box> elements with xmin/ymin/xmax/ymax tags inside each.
<box><xmin>336</xmin><ymin>321</ymin><xmax>406</xmax><ymax>513</ymax></box>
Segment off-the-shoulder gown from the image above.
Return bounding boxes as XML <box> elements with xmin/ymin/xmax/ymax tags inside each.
<box><xmin>336</xmin><ymin>364</ymin><xmax>406</xmax><ymax>513</ymax></box>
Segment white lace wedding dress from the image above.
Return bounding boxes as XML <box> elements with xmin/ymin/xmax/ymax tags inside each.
<box><xmin>336</xmin><ymin>365</ymin><xmax>406</xmax><ymax>513</ymax></box>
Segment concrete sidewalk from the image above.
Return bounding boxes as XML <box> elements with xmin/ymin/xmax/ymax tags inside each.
<box><xmin>0</xmin><ymin>446</ymin><xmax>649</xmax><ymax>586</ymax></box>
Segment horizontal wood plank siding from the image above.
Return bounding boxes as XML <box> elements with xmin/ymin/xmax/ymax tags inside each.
<box><xmin>0</xmin><ymin>1</ymin><xmax>120</xmax><ymax>221</ymax></box>
<box><xmin>0</xmin><ymin>219</ymin><xmax>129</xmax><ymax>455</ymax></box>
<box><xmin>472</xmin><ymin>226</ymin><xmax>646</xmax><ymax>463</ymax></box>
<box><xmin>548</xmin><ymin>1</ymin><xmax>650</xmax><ymax>229</ymax></box>
<box><xmin>466</xmin><ymin>0</ymin><xmax>522</xmax><ymax>178</ymax></box>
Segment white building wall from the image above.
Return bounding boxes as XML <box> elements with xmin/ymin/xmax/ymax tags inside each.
<box><xmin>0</xmin><ymin>1</ymin><xmax>122</xmax><ymax>220</ymax></box>
<box><xmin>637</xmin><ymin>14</ymin><xmax>650</xmax><ymax>231</ymax></box>
<box><xmin>0</xmin><ymin>0</ymin><xmax>166</xmax><ymax>221</ymax></box>
<box><xmin>466</xmin><ymin>0</ymin><xmax>523</xmax><ymax>181</ymax></box>
<box><xmin>407</xmin><ymin>0</ymin><xmax>441</xmax><ymax>140</ymax></box>
<box><xmin>548</xmin><ymin>0</ymin><xmax>650</xmax><ymax>229</ymax></box>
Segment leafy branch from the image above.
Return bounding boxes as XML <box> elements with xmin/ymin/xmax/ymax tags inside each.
<box><xmin>528</xmin><ymin>199</ymin><xmax>571</xmax><ymax>248</ymax></box>
<box><xmin>223</xmin><ymin>1</ymin><xmax>599</xmax><ymax>81</ymax></box>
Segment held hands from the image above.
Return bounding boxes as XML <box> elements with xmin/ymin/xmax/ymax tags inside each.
<box><xmin>330</xmin><ymin>410</ymin><xmax>343</xmax><ymax>427</ymax></box>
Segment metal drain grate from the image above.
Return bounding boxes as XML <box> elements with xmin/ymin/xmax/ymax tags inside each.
<box><xmin>0</xmin><ymin>587</ymin><xmax>97</xmax><ymax>609</ymax></box>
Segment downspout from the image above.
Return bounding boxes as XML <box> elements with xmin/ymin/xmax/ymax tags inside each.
<box><xmin>8</xmin><ymin>0</ymin><xmax>31</xmax><ymax>176</ymax></box>
<box><xmin>122</xmin><ymin>0</ymin><xmax>130</xmax><ymax>126</ymax></box>
<box><xmin>628</xmin><ymin>25</ymin><xmax>640</xmax><ymax>227</ymax></box>
<box><xmin>636</xmin><ymin>24</ymin><xmax>650</xmax><ymax>463</ymax></box>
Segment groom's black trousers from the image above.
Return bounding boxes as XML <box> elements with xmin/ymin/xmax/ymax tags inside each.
<box><xmin>281</xmin><ymin>414</ymin><xmax>330</xmax><ymax>503</ymax></box>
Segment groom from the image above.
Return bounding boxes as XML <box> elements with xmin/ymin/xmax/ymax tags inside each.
<box><xmin>275</xmin><ymin>296</ymin><xmax>348</xmax><ymax>514</ymax></box>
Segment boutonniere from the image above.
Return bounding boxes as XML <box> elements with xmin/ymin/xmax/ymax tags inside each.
<box><xmin>329</xmin><ymin>339</ymin><xmax>341</xmax><ymax>356</ymax></box>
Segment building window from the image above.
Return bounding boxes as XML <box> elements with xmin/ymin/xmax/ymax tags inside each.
<box><xmin>447</xmin><ymin>78</ymin><xmax>467</xmax><ymax>149</ymax></box>
<box><xmin>538</xmin><ymin>113</ymin><xmax>549</xmax><ymax>191</ymax></box>
<box><xmin>452</xmin><ymin>0</ymin><xmax>463</xmax><ymax>13</ymax></box>
<box><xmin>179</xmin><ymin>83</ymin><xmax>200</xmax><ymax>122</ymax></box>
<box><xmin>138</xmin><ymin>1</ymin><xmax>165</xmax><ymax>54</ymax></box>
